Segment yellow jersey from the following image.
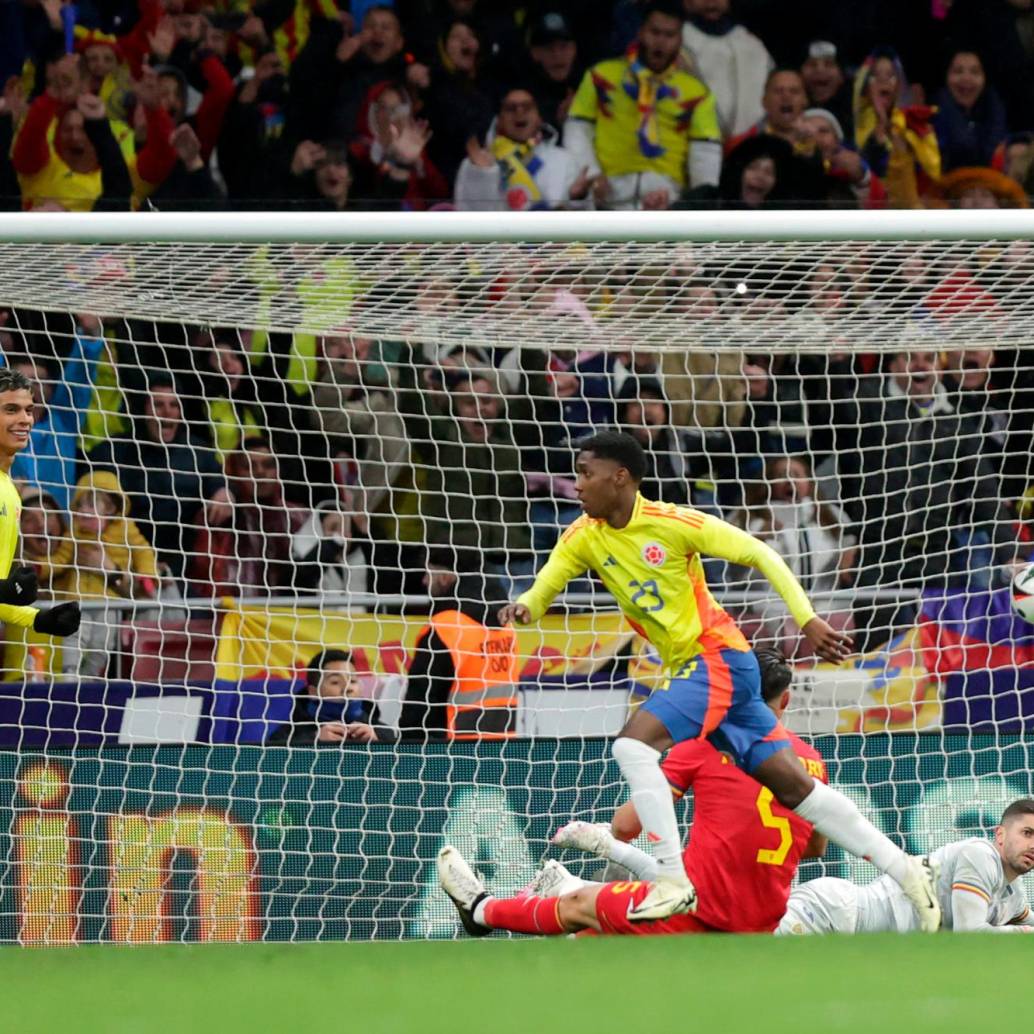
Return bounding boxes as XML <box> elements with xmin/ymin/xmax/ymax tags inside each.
<box><xmin>568</xmin><ymin>55</ymin><xmax>720</xmax><ymax>186</ymax></box>
<box><xmin>0</xmin><ymin>469</ymin><xmax>39</xmax><ymax>630</ymax></box>
<box><xmin>516</xmin><ymin>494</ymin><xmax>816</xmax><ymax>673</ymax></box>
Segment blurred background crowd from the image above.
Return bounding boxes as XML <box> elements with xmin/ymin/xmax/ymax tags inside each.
<box><xmin>4</xmin><ymin>0</ymin><xmax>1034</xmax><ymax>211</ymax></box>
<box><xmin>3</xmin><ymin>261</ymin><xmax>1033</xmax><ymax>682</ymax></box>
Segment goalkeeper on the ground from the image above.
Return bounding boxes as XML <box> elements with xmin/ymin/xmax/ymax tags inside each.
<box><xmin>0</xmin><ymin>368</ymin><xmax>82</xmax><ymax>642</ymax></box>
<box><xmin>778</xmin><ymin>799</ymin><xmax>1034</xmax><ymax>935</ymax></box>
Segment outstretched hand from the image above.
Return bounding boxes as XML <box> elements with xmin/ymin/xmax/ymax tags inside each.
<box><xmin>498</xmin><ymin>602</ymin><xmax>531</xmax><ymax>626</ymax></box>
<box><xmin>802</xmin><ymin>616</ymin><xmax>853</xmax><ymax>664</ymax></box>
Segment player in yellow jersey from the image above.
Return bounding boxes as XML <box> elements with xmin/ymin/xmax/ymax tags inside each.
<box><xmin>500</xmin><ymin>432</ymin><xmax>940</xmax><ymax>929</ymax></box>
<box><xmin>0</xmin><ymin>368</ymin><xmax>82</xmax><ymax>644</ymax></box>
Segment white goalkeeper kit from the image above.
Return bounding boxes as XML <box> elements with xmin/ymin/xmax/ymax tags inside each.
<box><xmin>778</xmin><ymin>838</ymin><xmax>1031</xmax><ymax>935</ymax></box>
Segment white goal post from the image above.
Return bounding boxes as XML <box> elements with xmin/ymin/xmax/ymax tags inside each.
<box><xmin>0</xmin><ymin>209</ymin><xmax>1031</xmax><ymax>945</ymax></box>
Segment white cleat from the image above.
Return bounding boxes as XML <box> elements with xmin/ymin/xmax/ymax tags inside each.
<box><xmin>526</xmin><ymin>859</ymin><xmax>587</xmax><ymax>898</ymax></box>
<box><xmin>551</xmin><ymin>821</ymin><xmax>615</xmax><ymax>858</ymax></box>
<box><xmin>436</xmin><ymin>845</ymin><xmax>491</xmax><ymax>937</ymax></box>
<box><xmin>899</xmin><ymin>855</ymin><xmax>941</xmax><ymax>933</ymax></box>
<box><xmin>627</xmin><ymin>874</ymin><xmax>698</xmax><ymax>922</ymax></box>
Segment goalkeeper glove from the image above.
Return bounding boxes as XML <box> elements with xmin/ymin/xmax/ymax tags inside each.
<box><xmin>33</xmin><ymin>602</ymin><xmax>82</xmax><ymax>637</ymax></box>
<box><xmin>0</xmin><ymin>564</ymin><xmax>39</xmax><ymax>606</ymax></box>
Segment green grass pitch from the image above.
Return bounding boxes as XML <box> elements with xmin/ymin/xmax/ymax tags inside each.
<box><xmin>4</xmin><ymin>933</ymin><xmax>1022</xmax><ymax>1034</ymax></box>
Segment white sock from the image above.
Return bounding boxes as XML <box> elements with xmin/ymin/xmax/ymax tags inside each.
<box><xmin>611</xmin><ymin>737</ymin><xmax>685</xmax><ymax>880</ymax></box>
<box><xmin>607</xmin><ymin>838</ymin><xmax>660</xmax><ymax>881</ymax></box>
<box><xmin>472</xmin><ymin>898</ymin><xmax>492</xmax><ymax>926</ymax></box>
<box><xmin>793</xmin><ymin>780</ymin><xmax>909</xmax><ymax>883</ymax></box>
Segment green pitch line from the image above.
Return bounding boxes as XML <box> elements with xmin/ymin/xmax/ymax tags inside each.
<box><xmin>4</xmin><ymin>933</ymin><xmax>1023</xmax><ymax>1034</ymax></box>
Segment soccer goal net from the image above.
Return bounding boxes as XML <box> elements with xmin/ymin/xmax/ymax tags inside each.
<box><xmin>0</xmin><ymin>209</ymin><xmax>1032</xmax><ymax>945</ymax></box>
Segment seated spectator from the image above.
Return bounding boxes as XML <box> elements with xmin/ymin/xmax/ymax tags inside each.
<box><xmin>564</xmin><ymin>0</ymin><xmax>720</xmax><ymax>209</ymax></box>
<box><xmin>933</xmin><ymin>50</ymin><xmax>1007</xmax><ymax>174</ymax></box>
<box><xmin>524</xmin><ymin>11</ymin><xmax>583</xmax><ymax>131</ymax></box>
<box><xmin>455</xmin><ymin>86</ymin><xmax>589</xmax><ymax>210</ymax></box>
<box><xmin>618</xmin><ymin>377</ymin><xmax>703</xmax><ymax>508</ymax></box>
<box><xmin>218</xmin><ymin>48</ymin><xmax>294</xmax><ymax>203</ymax></box>
<box><xmin>731</xmin><ymin>455</ymin><xmax>856</xmax><ymax>652</ymax></box>
<box><xmin>200</xmin><ymin>330</ymin><xmax>268</xmax><ymax>461</ymax></box>
<box><xmin>800</xmin><ymin>107</ymin><xmax>881</xmax><ymax>206</ymax></box>
<box><xmin>348</xmin><ymin>82</ymin><xmax>447</xmax><ymax>209</ymax></box>
<box><xmin>145</xmin><ymin>19</ymin><xmax>235</xmax><ymax>167</ymax></box>
<box><xmin>5</xmin><ymin>313</ymin><xmax>104</xmax><ymax>511</ymax></box>
<box><xmin>520</xmin><ymin>351</ymin><xmax>599</xmax><ymax>554</ymax></box>
<box><xmin>853</xmin><ymin>48</ymin><xmax>940</xmax><ymax>207</ymax></box>
<box><xmin>935</xmin><ymin>166</ymin><xmax>1028</xmax><ymax>209</ymax></box>
<box><xmin>88</xmin><ymin>375</ymin><xmax>230</xmax><ymax>580</ymax></box>
<box><xmin>419</xmin><ymin>18</ymin><xmax>499</xmax><ymax>187</ymax></box>
<box><xmin>17</xmin><ymin>484</ymin><xmax>70</xmax><ymax>593</ymax></box>
<box><xmin>307</xmin><ymin>329</ymin><xmax>411</xmax><ymax>522</ymax></box>
<box><xmin>398</xmin><ymin>549</ymin><xmax>514</xmax><ymax>741</ymax></box>
<box><xmin>994</xmin><ymin>131</ymin><xmax>1034</xmax><ymax>189</ymax></box>
<box><xmin>832</xmin><ymin>349</ymin><xmax>1022</xmax><ymax>650</ymax></box>
<box><xmin>288</xmin><ymin>5</ymin><xmax>411</xmax><ymax>149</ymax></box>
<box><xmin>287</xmin><ymin>139</ymin><xmax>353</xmax><ymax>211</ymax></box>
<box><xmin>290</xmin><ymin>501</ymin><xmax>369</xmax><ymax>603</ymax></box>
<box><xmin>192</xmin><ymin>436</ymin><xmax>308</xmax><ymax>597</ymax></box>
<box><xmin>800</xmin><ymin>41</ymin><xmax>853</xmax><ymax>143</ymax></box>
<box><xmin>680</xmin><ymin>0</ymin><xmax>773</xmax><ymax>140</ymax></box>
<box><xmin>49</xmin><ymin>471</ymin><xmax>160</xmax><ymax>677</ymax></box>
<box><xmin>693</xmin><ymin>133</ymin><xmax>823</xmax><ymax>207</ymax></box>
<box><xmin>421</xmin><ymin>369</ymin><xmax>530</xmax><ymax>576</ymax></box>
<box><xmin>725</xmin><ymin>68</ymin><xmax>808</xmax><ymax>153</ymax></box>
<box><xmin>13</xmin><ymin>60</ymin><xmax>134</xmax><ymax>211</ymax></box>
<box><xmin>267</xmin><ymin>649</ymin><xmax>395</xmax><ymax>746</ymax></box>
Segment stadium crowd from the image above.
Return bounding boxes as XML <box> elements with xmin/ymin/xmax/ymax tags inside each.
<box><xmin>2</xmin><ymin>262</ymin><xmax>1033</xmax><ymax>680</ymax></box>
<box><xmin>3</xmin><ymin>0</ymin><xmax>1034</xmax><ymax>211</ymax></box>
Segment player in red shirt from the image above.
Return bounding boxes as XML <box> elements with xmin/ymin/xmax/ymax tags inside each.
<box><xmin>438</xmin><ymin>647</ymin><xmax>829</xmax><ymax>937</ymax></box>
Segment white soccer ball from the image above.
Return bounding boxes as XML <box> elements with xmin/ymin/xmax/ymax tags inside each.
<box><xmin>1013</xmin><ymin>563</ymin><xmax>1034</xmax><ymax>624</ymax></box>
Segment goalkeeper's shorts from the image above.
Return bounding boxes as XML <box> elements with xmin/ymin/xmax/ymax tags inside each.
<box><xmin>586</xmin><ymin>880</ymin><xmax>717</xmax><ymax>937</ymax></box>
<box><xmin>642</xmin><ymin>648</ymin><xmax>791</xmax><ymax>772</ymax></box>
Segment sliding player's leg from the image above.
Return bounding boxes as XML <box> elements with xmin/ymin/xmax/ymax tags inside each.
<box><xmin>776</xmin><ymin>878</ymin><xmax>861</xmax><ymax>935</ymax></box>
<box><xmin>718</xmin><ymin>688</ymin><xmax>941</xmax><ymax>933</ymax></box>
<box><xmin>552</xmin><ymin>821</ymin><xmax>659</xmax><ymax>881</ymax></box>
<box><xmin>438</xmin><ymin>846</ymin><xmax>713</xmax><ymax>937</ymax></box>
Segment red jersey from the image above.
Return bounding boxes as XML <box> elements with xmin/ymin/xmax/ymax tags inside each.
<box><xmin>663</xmin><ymin>732</ymin><xmax>828</xmax><ymax>933</ymax></box>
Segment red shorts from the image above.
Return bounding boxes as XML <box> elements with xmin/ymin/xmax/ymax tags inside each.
<box><xmin>588</xmin><ymin>881</ymin><xmax>718</xmax><ymax>937</ymax></box>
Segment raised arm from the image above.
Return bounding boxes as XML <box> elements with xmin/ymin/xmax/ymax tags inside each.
<box><xmin>505</xmin><ymin>529</ymin><xmax>587</xmax><ymax>625</ymax></box>
<box><xmin>683</xmin><ymin>511</ymin><xmax>852</xmax><ymax>662</ymax></box>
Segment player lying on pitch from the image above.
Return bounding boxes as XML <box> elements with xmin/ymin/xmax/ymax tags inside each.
<box><xmin>437</xmin><ymin>648</ymin><xmax>830</xmax><ymax>937</ymax></box>
<box><xmin>498</xmin><ymin>431</ymin><xmax>939</xmax><ymax>929</ymax></box>
<box><xmin>778</xmin><ymin>799</ymin><xmax>1034</xmax><ymax>935</ymax></box>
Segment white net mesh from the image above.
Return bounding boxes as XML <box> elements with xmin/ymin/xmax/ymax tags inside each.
<box><xmin>0</xmin><ymin>217</ymin><xmax>1033</xmax><ymax>944</ymax></box>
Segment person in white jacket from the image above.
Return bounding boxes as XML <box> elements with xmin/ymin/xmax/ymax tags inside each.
<box><xmin>681</xmin><ymin>0</ymin><xmax>773</xmax><ymax>140</ymax></box>
<box><xmin>454</xmin><ymin>87</ymin><xmax>590</xmax><ymax>211</ymax></box>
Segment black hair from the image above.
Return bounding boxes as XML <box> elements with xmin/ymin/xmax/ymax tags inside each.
<box><xmin>578</xmin><ymin>431</ymin><xmax>647</xmax><ymax>481</ymax></box>
<box><xmin>641</xmin><ymin>0</ymin><xmax>685</xmax><ymax>23</ymax></box>
<box><xmin>0</xmin><ymin>366</ymin><xmax>35</xmax><ymax>394</ymax></box>
<box><xmin>756</xmin><ymin>646</ymin><xmax>793</xmax><ymax>703</ymax></box>
<box><xmin>306</xmin><ymin>648</ymin><xmax>354</xmax><ymax>689</ymax></box>
<box><xmin>1001</xmin><ymin>799</ymin><xmax>1034</xmax><ymax>824</ymax></box>
<box><xmin>764</xmin><ymin>66</ymin><xmax>805</xmax><ymax>91</ymax></box>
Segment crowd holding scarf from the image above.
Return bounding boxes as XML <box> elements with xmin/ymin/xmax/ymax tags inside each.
<box><xmin>853</xmin><ymin>47</ymin><xmax>941</xmax><ymax>206</ymax></box>
<box><xmin>490</xmin><ymin>134</ymin><xmax>544</xmax><ymax>207</ymax></box>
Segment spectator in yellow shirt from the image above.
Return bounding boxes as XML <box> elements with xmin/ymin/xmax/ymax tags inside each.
<box><xmin>564</xmin><ymin>0</ymin><xmax>721</xmax><ymax>209</ymax></box>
